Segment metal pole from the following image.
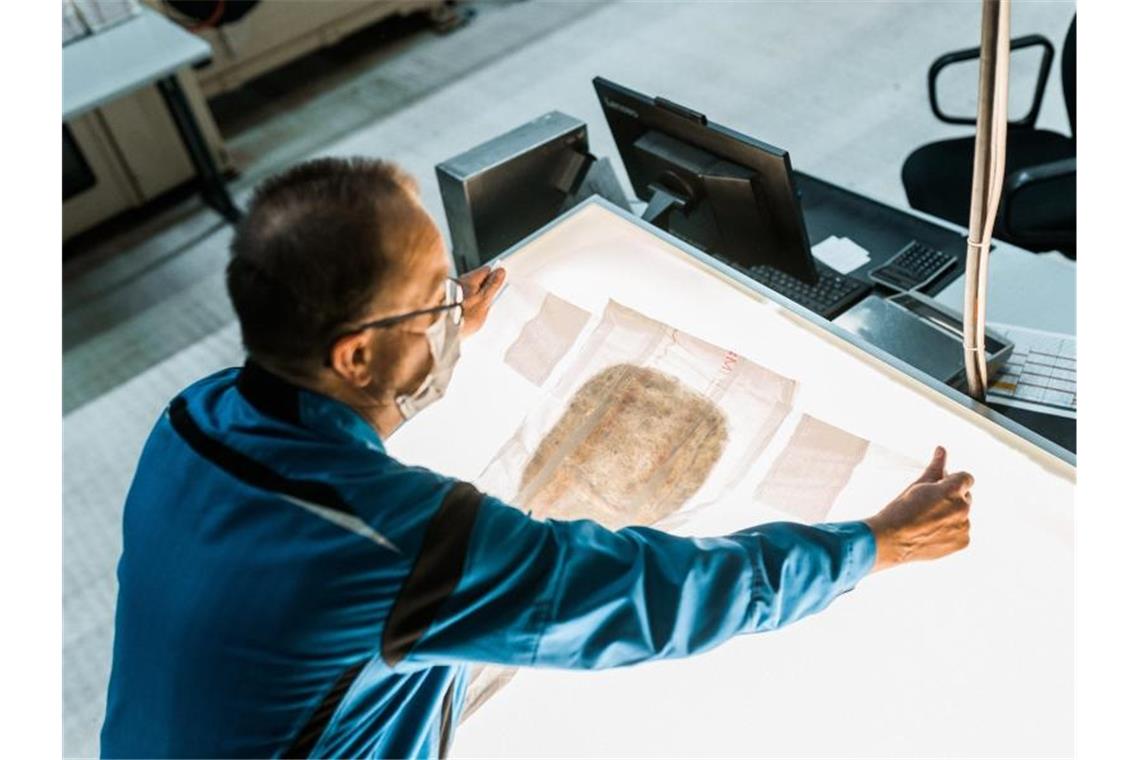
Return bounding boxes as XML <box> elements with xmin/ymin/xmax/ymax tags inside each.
<box><xmin>963</xmin><ymin>0</ymin><xmax>1011</xmax><ymax>400</ymax></box>
<box><xmin>156</xmin><ymin>75</ymin><xmax>244</xmax><ymax>224</ymax></box>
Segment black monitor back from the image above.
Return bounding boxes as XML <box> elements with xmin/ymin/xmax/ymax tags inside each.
<box><xmin>436</xmin><ymin>112</ymin><xmax>593</xmax><ymax>273</ymax></box>
<box><xmin>593</xmin><ymin>77</ymin><xmax>818</xmax><ymax>283</ymax></box>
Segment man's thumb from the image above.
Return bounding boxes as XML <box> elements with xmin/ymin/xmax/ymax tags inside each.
<box><xmin>915</xmin><ymin>446</ymin><xmax>947</xmax><ymax>484</ymax></box>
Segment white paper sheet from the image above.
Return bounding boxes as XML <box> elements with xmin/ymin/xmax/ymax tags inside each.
<box><xmin>986</xmin><ymin>322</ymin><xmax>1076</xmax><ymax>419</ymax></box>
<box><xmin>933</xmin><ymin>246</ymin><xmax>1076</xmax><ymax>334</ymax></box>
<box><xmin>811</xmin><ymin>235</ymin><xmax>870</xmax><ymax>274</ymax></box>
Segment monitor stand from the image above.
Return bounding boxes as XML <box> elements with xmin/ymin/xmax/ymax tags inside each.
<box><xmin>642</xmin><ymin>184</ymin><xmax>688</xmax><ymax>229</ymax></box>
<box><xmin>558</xmin><ymin>156</ymin><xmax>631</xmax><ymax>215</ymax></box>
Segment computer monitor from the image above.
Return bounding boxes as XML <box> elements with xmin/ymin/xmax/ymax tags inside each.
<box><xmin>436</xmin><ymin>112</ymin><xmax>596</xmax><ymax>273</ymax></box>
<box><xmin>593</xmin><ymin>77</ymin><xmax>819</xmax><ymax>284</ymax></box>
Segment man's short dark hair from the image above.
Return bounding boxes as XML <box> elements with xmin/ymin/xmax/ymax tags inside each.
<box><xmin>226</xmin><ymin>157</ymin><xmax>424</xmax><ymax>371</ymax></box>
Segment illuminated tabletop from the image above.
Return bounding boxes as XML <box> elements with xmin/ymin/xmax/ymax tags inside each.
<box><xmin>389</xmin><ymin>199</ymin><xmax>1074</xmax><ymax>758</ymax></box>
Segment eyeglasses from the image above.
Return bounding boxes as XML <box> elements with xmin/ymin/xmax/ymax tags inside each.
<box><xmin>328</xmin><ymin>277</ymin><xmax>464</xmax><ymax>348</ymax></box>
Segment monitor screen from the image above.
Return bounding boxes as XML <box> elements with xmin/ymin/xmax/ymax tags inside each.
<box><xmin>594</xmin><ymin>77</ymin><xmax>819</xmax><ymax>283</ymax></box>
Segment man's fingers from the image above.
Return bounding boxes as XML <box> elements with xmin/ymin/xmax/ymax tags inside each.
<box><xmin>458</xmin><ymin>267</ymin><xmax>507</xmax><ymax>338</ymax></box>
<box><xmin>466</xmin><ymin>266</ymin><xmax>505</xmax><ymax>301</ymax></box>
<box><xmin>941</xmin><ymin>470</ymin><xmax>975</xmax><ymax>495</ymax></box>
<box><xmin>915</xmin><ymin>446</ymin><xmax>947</xmax><ymax>484</ymax></box>
<box><xmin>481</xmin><ymin>266</ymin><xmax>506</xmax><ymax>296</ymax></box>
<box><xmin>459</xmin><ymin>267</ymin><xmax>501</xmax><ymax>307</ymax></box>
<box><xmin>461</xmin><ymin>265</ymin><xmax>492</xmax><ymax>295</ymax></box>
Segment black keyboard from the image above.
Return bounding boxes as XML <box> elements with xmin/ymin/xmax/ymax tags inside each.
<box><xmin>869</xmin><ymin>240</ymin><xmax>956</xmax><ymax>293</ymax></box>
<box><xmin>740</xmin><ymin>262</ymin><xmax>871</xmax><ymax>319</ymax></box>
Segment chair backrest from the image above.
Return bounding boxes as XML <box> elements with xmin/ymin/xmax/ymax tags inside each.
<box><xmin>1063</xmin><ymin>15</ymin><xmax>1075</xmax><ymax>138</ymax></box>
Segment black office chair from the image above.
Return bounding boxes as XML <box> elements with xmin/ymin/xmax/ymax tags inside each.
<box><xmin>902</xmin><ymin>16</ymin><xmax>1075</xmax><ymax>258</ymax></box>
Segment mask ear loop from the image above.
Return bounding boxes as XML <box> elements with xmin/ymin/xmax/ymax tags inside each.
<box><xmin>393</xmin><ymin>310</ymin><xmax>460</xmax><ymax>422</ymax></box>
<box><xmin>321</xmin><ymin>287</ymin><xmax>458</xmax><ymax>369</ymax></box>
<box><xmin>448</xmin><ymin>276</ymin><xmax>466</xmax><ymax>326</ymax></box>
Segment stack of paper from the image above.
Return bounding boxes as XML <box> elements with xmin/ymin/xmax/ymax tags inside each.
<box><xmin>811</xmin><ymin>235</ymin><xmax>871</xmax><ymax>274</ymax></box>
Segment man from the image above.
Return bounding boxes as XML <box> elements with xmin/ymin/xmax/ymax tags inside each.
<box><xmin>101</xmin><ymin>157</ymin><xmax>973</xmax><ymax>759</ymax></box>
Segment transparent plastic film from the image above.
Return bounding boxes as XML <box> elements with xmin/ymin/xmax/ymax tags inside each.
<box><xmin>464</xmin><ymin>298</ymin><xmax>799</xmax><ymax>719</ymax></box>
<box><xmin>503</xmin><ymin>287</ymin><xmax>591</xmax><ymax>387</ymax></box>
<box><xmin>755</xmin><ymin>414</ymin><xmax>926</xmax><ymax>522</ymax></box>
<box><xmin>477</xmin><ymin>299</ymin><xmax>798</xmax><ymax>529</ymax></box>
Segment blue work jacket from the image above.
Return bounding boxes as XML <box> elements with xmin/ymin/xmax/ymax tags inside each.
<box><xmin>101</xmin><ymin>361</ymin><xmax>876</xmax><ymax>758</ymax></box>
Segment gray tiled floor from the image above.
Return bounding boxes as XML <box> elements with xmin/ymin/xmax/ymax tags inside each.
<box><xmin>63</xmin><ymin>0</ymin><xmax>609</xmax><ymax>414</ymax></box>
<box><xmin>63</xmin><ymin>1</ymin><xmax>1075</xmax><ymax>756</ymax></box>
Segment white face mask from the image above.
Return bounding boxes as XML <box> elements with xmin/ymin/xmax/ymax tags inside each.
<box><xmin>394</xmin><ymin>309</ymin><xmax>461</xmax><ymax>422</ymax></box>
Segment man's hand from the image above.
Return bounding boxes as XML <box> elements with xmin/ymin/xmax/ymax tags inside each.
<box><xmin>863</xmin><ymin>446</ymin><xmax>973</xmax><ymax>573</ymax></box>
<box><xmin>459</xmin><ymin>265</ymin><xmax>507</xmax><ymax>338</ymax></box>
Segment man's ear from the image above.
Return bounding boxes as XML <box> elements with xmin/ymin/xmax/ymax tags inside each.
<box><xmin>328</xmin><ymin>332</ymin><xmax>374</xmax><ymax>388</ymax></box>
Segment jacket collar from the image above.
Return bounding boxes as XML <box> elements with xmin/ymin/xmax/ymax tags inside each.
<box><xmin>236</xmin><ymin>360</ymin><xmax>384</xmax><ymax>452</ymax></box>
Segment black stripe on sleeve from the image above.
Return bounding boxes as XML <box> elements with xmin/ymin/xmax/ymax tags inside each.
<box><xmin>282</xmin><ymin>660</ymin><xmax>368</xmax><ymax>759</ymax></box>
<box><xmin>167</xmin><ymin>396</ymin><xmax>356</xmax><ymax>517</ymax></box>
<box><xmin>381</xmin><ymin>482</ymin><xmax>483</xmax><ymax>666</ymax></box>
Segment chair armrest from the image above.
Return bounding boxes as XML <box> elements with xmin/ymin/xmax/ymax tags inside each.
<box><xmin>928</xmin><ymin>34</ymin><xmax>1055</xmax><ymax>129</ymax></box>
<box><xmin>1001</xmin><ymin>157</ymin><xmax>1076</xmax><ymax>245</ymax></box>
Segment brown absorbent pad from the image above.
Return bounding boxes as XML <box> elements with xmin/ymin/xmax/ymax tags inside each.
<box><xmin>517</xmin><ymin>363</ymin><xmax>728</xmax><ymax>530</ymax></box>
